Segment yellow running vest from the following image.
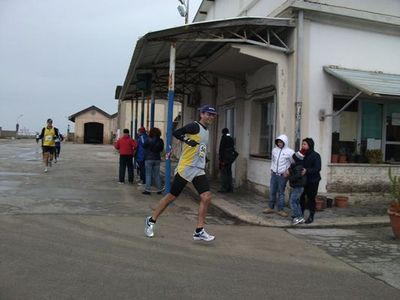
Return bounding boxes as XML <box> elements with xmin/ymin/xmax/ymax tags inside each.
<box><xmin>43</xmin><ymin>127</ymin><xmax>56</xmax><ymax>147</ymax></box>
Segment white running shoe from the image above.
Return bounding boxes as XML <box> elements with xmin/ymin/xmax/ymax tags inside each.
<box><xmin>193</xmin><ymin>229</ymin><xmax>215</xmax><ymax>241</ymax></box>
<box><xmin>44</xmin><ymin>168</ymin><xmax>48</xmax><ymax>173</ymax></box>
<box><xmin>144</xmin><ymin>216</ymin><xmax>155</xmax><ymax>237</ymax></box>
<box><xmin>292</xmin><ymin>217</ymin><xmax>305</xmax><ymax>225</ymax></box>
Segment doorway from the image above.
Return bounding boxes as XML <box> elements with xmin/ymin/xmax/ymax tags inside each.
<box><xmin>84</xmin><ymin>122</ymin><xmax>104</xmax><ymax>144</ymax></box>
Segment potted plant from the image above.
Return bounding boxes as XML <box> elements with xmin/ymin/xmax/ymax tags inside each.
<box><xmin>388</xmin><ymin>168</ymin><xmax>400</xmax><ymax>239</ymax></box>
<box><xmin>365</xmin><ymin>149</ymin><xmax>383</xmax><ymax>164</ymax></box>
<box><xmin>338</xmin><ymin>147</ymin><xmax>347</xmax><ymax>163</ymax></box>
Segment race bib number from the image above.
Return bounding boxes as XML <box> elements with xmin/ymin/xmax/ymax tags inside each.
<box><xmin>198</xmin><ymin>143</ymin><xmax>206</xmax><ymax>158</ymax></box>
<box><xmin>45</xmin><ymin>135</ymin><xmax>53</xmax><ymax>142</ymax></box>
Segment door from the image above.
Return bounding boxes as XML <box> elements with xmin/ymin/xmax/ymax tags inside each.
<box><xmin>84</xmin><ymin>122</ymin><xmax>104</xmax><ymax>144</ymax></box>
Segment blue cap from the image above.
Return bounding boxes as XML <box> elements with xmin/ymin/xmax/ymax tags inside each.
<box><xmin>198</xmin><ymin>105</ymin><xmax>217</xmax><ymax>115</ymax></box>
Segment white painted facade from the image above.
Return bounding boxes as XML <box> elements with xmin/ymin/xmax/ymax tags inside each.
<box><xmin>192</xmin><ymin>0</ymin><xmax>400</xmax><ymax>194</ymax></box>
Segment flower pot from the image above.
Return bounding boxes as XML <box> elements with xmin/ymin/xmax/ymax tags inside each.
<box><xmin>338</xmin><ymin>155</ymin><xmax>347</xmax><ymax>163</ymax></box>
<box><xmin>335</xmin><ymin>196</ymin><xmax>349</xmax><ymax>208</ymax></box>
<box><xmin>331</xmin><ymin>154</ymin><xmax>339</xmax><ymax>163</ymax></box>
<box><xmin>315</xmin><ymin>195</ymin><xmax>327</xmax><ymax>211</ymax></box>
<box><xmin>388</xmin><ymin>204</ymin><xmax>400</xmax><ymax>240</ymax></box>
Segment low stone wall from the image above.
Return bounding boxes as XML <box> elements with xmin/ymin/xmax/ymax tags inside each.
<box><xmin>327</xmin><ymin>164</ymin><xmax>400</xmax><ymax>193</ymax></box>
<box><xmin>0</xmin><ymin>130</ymin><xmax>16</xmax><ymax>138</ymax></box>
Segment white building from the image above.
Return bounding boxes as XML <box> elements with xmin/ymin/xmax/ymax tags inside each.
<box><xmin>118</xmin><ymin>0</ymin><xmax>400</xmax><ymax>196</ymax></box>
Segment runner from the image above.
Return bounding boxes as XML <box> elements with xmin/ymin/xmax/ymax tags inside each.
<box><xmin>54</xmin><ymin>133</ymin><xmax>64</xmax><ymax>163</ymax></box>
<box><xmin>39</xmin><ymin>118</ymin><xmax>59</xmax><ymax>173</ymax></box>
<box><xmin>144</xmin><ymin>105</ymin><xmax>217</xmax><ymax>241</ymax></box>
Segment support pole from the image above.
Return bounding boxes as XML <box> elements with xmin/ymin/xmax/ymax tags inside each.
<box><xmin>150</xmin><ymin>87</ymin><xmax>155</xmax><ymax>129</ymax></box>
<box><xmin>294</xmin><ymin>10</ymin><xmax>304</xmax><ymax>151</ymax></box>
<box><xmin>165</xmin><ymin>42</ymin><xmax>176</xmax><ymax>193</ymax></box>
<box><xmin>130</xmin><ymin>99</ymin><xmax>134</xmax><ymax>135</ymax></box>
<box><xmin>141</xmin><ymin>91</ymin><xmax>145</xmax><ymax>128</ymax></box>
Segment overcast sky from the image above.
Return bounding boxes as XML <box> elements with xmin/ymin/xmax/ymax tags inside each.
<box><xmin>0</xmin><ymin>0</ymin><xmax>201</xmax><ymax>134</ymax></box>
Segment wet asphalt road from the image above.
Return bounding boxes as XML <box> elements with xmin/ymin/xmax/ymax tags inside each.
<box><xmin>0</xmin><ymin>140</ymin><xmax>399</xmax><ymax>299</ymax></box>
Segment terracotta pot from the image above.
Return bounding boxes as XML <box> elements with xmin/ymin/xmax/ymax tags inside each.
<box><xmin>338</xmin><ymin>155</ymin><xmax>347</xmax><ymax>163</ymax></box>
<box><xmin>335</xmin><ymin>196</ymin><xmax>349</xmax><ymax>208</ymax></box>
<box><xmin>388</xmin><ymin>204</ymin><xmax>400</xmax><ymax>240</ymax></box>
<box><xmin>331</xmin><ymin>154</ymin><xmax>339</xmax><ymax>163</ymax></box>
<box><xmin>315</xmin><ymin>195</ymin><xmax>327</xmax><ymax>211</ymax></box>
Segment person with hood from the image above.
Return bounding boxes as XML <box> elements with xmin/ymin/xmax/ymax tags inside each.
<box><xmin>300</xmin><ymin>137</ymin><xmax>321</xmax><ymax>224</ymax></box>
<box><xmin>142</xmin><ymin>127</ymin><xmax>164</xmax><ymax>195</ymax></box>
<box><xmin>287</xmin><ymin>149</ymin><xmax>307</xmax><ymax>225</ymax></box>
<box><xmin>136</xmin><ymin>127</ymin><xmax>148</xmax><ymax>184</ymax></box>
<box><xmin>218</xmin><ymin>127</ymin><xmax>237</xmax><ymax>193</ymax></box>
<box><xmin>114</xmin><ymin>128</ymin><xmax>137</xmax><ymax>184</ymax></box>
<box><xmin>263</xmin><ymin>134</ymin><xmax>294</xmax><ymax>217</ymax></box>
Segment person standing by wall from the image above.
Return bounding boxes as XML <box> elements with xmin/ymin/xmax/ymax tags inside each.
<box><xmin>114</xmin><ymin>129</ymin><xmax>137</xmax><ymax>184</ymax></box>
<box><xmin>39</xmin><ymin>118</ymin><xmax>59</xmax><ymax>173</ymax></box>
<box><xmin>144</xmin><ymin>105</ymin><xmax>217</xmax><ymax>242</ymax></box>
<box><xmin>142</xmin><ymin>127</ymin><xmax>164</xmax><ymax>195</ymax></box>
<box><xmin>263</xmin><ymin>134</ymin><xmax>294</xmax><ymax>217</ymax></box>
<box><xmin>218</xmin><ymin>128</ymin><xmax>237</xmax><ymax>193</ymax></box>
<box><xmin>287</xmin><ymin>149</ymin><xmax>307</xmax><ymax>225</ymax></box>
<box><xmin>300</xmin><ymin>137</ymin><xmax>321</xmax><ymax>224</ymax></box>
<box><xmin>136</xmin><ymin>127</ymin><xmax>148</xmax><ymax>184</ymax></box>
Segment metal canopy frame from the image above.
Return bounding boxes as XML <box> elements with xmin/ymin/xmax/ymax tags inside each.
<box><xmin>119</xmin><ymin>17</ymin><xmax>295</xmax><ymax>101</ymax></box>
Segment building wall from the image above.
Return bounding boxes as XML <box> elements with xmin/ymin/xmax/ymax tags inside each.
<box><xmin>305</xmin><ymin>20</ymin><xmax>400</xmax><ymax>191</ymax></box>
<box><xmin>74</xmin><ymin>110</ymin><xmax>113</xmax><ymax>144</ymax></box>
<box><xmin>198</xmin><ymin>0</ymin><xmax>400</xmax><ymax>21</ymax></box>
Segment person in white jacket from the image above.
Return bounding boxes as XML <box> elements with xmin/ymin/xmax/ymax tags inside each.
<box><xmin>263</xmin><ymin>134</ymin><xmax>294</xmax><ymax>217</ymax></box>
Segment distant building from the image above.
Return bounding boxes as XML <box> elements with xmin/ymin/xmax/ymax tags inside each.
<box><xmin>68</xmin><ymin>105</ymin><xmax>117</xmax><ymax>144</ymax></box>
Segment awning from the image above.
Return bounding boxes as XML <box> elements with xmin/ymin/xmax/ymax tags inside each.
<box><xmin>324</xmin><ymin>65</ymin><xmax>400</xmax><ymax>97</ymax></box>
<box><xmin>119</xmin><ymin>17</ymin><xmax>295</xmax><ymax>101</ymax></box>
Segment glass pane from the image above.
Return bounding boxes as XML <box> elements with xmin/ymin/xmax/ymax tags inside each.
<box><xmin>385</xmin><ymin>144</ymin><xmax>400</xmax><ymax>162</ymax></box>
<box><xmin>361</xmin><ymin>102</ymin><xmax>382</xmax><ymax>140</ymax></box>
<box><xmin>259</xmin><ymin>101</ymin><xmax>274</xmax><ymax>156</ymax></box>
<box><xmin>386</xmin><ymin>103</ymin><xmax>400</xmax><ymax>142</ymax></box>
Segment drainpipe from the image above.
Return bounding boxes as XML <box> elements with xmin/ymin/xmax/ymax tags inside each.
<box><xmin>295</xmin><ymin>9</ymin><xmax>304</xmax><ymax>151</ymax></box>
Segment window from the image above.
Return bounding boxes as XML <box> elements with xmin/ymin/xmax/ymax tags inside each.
<box><xmin>250</xmin><ymin>96</ymin><xmax>275</xmax><ymax>158</ymax></box>
<box><xmin>331</xmin><ymin>96</ymin><xmax>400</xmax><ymax>163</ymax></box>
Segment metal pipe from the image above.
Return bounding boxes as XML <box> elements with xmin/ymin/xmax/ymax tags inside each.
<box><xmin>165</xmin><ymin>42</ymin><xmax>176</xmax><ymax>193</ymax></box>
<box><xmin>141</xmin><ymin>91</ymin><xmax>145</xmax><ymax>128</ymax></box>
<box><xmin>294</xmin><ymin>10</ymin><xmax>304</xmax><ymax>151</ymax></box>
<box><xmin>150</xmin><ymin>86</ymin><xmax>155</xmax><ymax>128</ymax></box>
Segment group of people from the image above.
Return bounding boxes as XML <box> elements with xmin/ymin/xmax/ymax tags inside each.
<box><xmin>264</xmin><ymin>134</ymin><xmax>321</xmax><ymax>225</ymax></box>
<box><xmin>114</xmin><ymin>126</ymin><xmax>164</xmax><ymax>194</ymax></box>
<box><xmin>38</xmin><ymin>118</ymin><xmax>64</xmax><ymax>173</ymax></box>
<box><xmin>143</xmin><ymin>103</ymin><xmax>322</xmax><ymax>243</ymax></box>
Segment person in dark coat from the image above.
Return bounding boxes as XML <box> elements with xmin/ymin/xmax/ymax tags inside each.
<box><xmin>136</xmin><ymin>127</ymin><xmax>148</xmax><ymax>184</ymax></box>
<box><xmin>300</xmin><ymin>137</ymin><xmax>321</xmax><ymax>224</ymax></box>
<box><xmin>218</xmin><ymin>128</ymin><xmax>237</xmax><ymax>193</ymax></box>
<box><xmin>142</xmin><ymin>127</ymin><xmax>164</xmax><ymax>195</ymax></box>
<box><xmin>287</xmin><ymin>149</ymin><xmax>307</xmax><ymax>225</ymax></box>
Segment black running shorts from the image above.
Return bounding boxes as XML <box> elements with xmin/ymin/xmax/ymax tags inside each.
<box><xmin>170</xmin><ymin>172</ymin><xmax>210</xmax><ymax>197</ymax></box>
<box><xmin>42</xmin><ymin>146</ymin><xmax>55</xmax><ymax>154</ymax></box>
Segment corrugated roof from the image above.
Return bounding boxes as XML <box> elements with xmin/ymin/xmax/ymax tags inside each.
<box><xmin>324</xmin><ymin>66</ymin><xmax>400</xmax><ymax>97</ymax></box>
